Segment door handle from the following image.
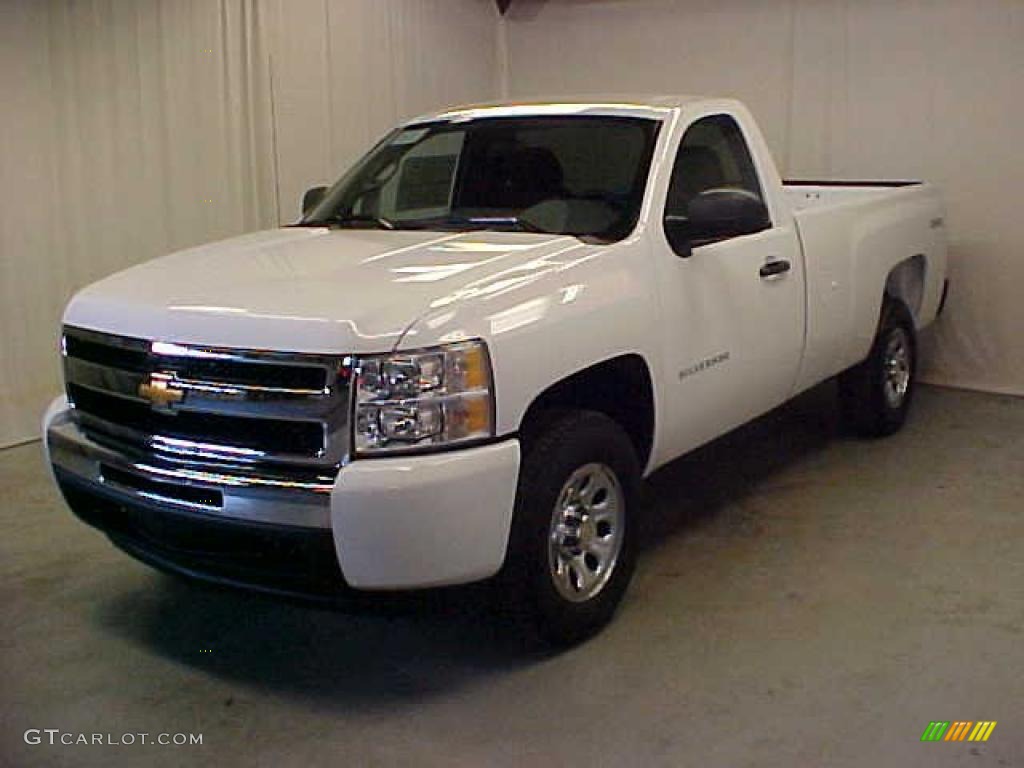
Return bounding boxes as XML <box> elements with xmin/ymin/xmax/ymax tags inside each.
<box><xmin>759</xmin><ymin>259</ymin><xmax>791</xmax><ymax>279</ymax></box>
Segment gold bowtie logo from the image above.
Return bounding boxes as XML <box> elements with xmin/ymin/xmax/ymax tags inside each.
<box><xmin>138</xmin><ymin>374</ymin><xmax>185</xmax><ymax>409</ymax></box>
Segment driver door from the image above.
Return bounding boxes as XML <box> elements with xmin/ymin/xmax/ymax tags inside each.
<box><xmin>652</xmin><ymin>113</ymin><xmax>805</xmax><ymax>458</ymax></box>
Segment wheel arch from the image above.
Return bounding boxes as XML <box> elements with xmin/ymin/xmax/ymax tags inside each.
<box><xmin>885</xmin><ymin>254</ymin><xmax>927</xmax><ymax>326</ymax></box>
<box><xmin>518</xmin><ymin>354</ymin><xmax>656</xmax><ymax>471</ymax></box>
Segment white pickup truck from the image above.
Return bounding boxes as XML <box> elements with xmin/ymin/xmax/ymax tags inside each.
<box><xmin>44</xmin><ymin>96</ymin><xmax>947</xmax><ymax>645</ymax></box>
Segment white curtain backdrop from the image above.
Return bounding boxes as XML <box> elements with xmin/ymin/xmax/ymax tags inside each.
<box><xmin>2</xmin><ymin>0</ymin><xmax>1021</xmax><ymax>446</ymax></box>
<box><xmin>502</xmin><ymin>0</ymin><xmax>1024</xmax><ymax>398</ymax></box>
<box><xmin>265</xmin><ymin>0</ymin><xmax>499</xmax><ymax>222</ymax></box>
<box><xmin>0</xmin><ymin>0</ymin><xmax>498</xmax><ymax>447</ymax></box>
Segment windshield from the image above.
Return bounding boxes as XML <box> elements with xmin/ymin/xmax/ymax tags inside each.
<box><xmin>301</xmin><ymin>116</ymin><xmax>661</xmax><ymax>242</ymax></box>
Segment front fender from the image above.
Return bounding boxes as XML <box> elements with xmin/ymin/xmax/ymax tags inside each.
<box><xmin>395</xmin><ymin>239</ymin><xmax>665</xmax><ymax>441</ymax></box>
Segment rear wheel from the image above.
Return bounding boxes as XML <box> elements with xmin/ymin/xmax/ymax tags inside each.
<box><xmin>497</xmin><ymin>411</ymin><xmax>639</xmax><ymax>648</ymax></box>
<box><xmin>839</xmin><ymin>296</ymin><xmax>917</xmax><ymax>437</ymax></box>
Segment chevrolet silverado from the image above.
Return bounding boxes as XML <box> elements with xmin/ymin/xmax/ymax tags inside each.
<box><xmin>44</xmin><ymin>96</ymin><xmax>948</xmax><ymax>645</ymax></box>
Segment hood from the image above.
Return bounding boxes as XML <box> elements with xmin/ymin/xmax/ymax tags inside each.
<box><xmin>64</xmin><ymin>227</ymin><xmax>590</xmax><ymax>353</ymax></box>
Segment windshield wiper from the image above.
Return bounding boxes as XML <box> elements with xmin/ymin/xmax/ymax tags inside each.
<box><xmin>302</xmin><ymin>213</ymin><xmax>396</xmax><ymax>230</ymax></box>
<box><xmin>462</xmin><ymin>216</ymin><xmax>548</xmax><ymax>234</ymax></box>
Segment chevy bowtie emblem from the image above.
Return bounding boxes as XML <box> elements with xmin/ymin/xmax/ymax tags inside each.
<box><xmin>138</xmin><ymin>374</ymin><xmax>185</xmax><ymax>410</ymax></box>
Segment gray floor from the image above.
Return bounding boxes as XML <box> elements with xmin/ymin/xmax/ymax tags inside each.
<box><xmin>1</xmin><ymin>384</ymin><xmax>1022</xmax><ymax>767</ymax></box>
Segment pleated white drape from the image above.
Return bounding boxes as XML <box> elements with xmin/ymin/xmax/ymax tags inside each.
<box><xmin>3</xmin><ymin>0</ymin><xmax>1021</xmax><ymax>447</ymax></box>
<box><xmin>0</xmin><ymin>0</ymin><xmax>498</xmax><ymax>447</ymax></box>
<box><xmin>266</xmin><ymin>0</ymin><xmax>499</xmax><ymax>221</ymax></box>
<box><xmin>503</xmin><ymin>0</ymin><xmax>1024</xmax><ymax>398</ymax></box>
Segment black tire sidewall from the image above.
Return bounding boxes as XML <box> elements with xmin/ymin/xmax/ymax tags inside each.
<box><xmin>838</xmin><ymin>296</ymin><xmax>917</xmax><ymax>437</ymax></box>
<box><xmin>871</xmin><ymin>299</ymin><xmax>917</xmax><ymax>431</ymax></box>
<box><xmin>503</xmin><ymin>411</ymin><xmax>640</xmax><ymax>646</ymax></box>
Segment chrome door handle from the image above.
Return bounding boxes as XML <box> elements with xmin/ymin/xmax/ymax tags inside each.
<box><xmin>759</xmin><ymin>259</ymin><xmax>791</xmax><ymax>279</ymax></box>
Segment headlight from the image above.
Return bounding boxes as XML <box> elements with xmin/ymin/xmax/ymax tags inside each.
<box><xmin>353</xmin><ymin>340</ymin><xmax>494</xmax><ymax>455</ymax></box>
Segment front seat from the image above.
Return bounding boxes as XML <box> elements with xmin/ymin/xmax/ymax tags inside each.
<box><xmin>667</xmin><ymin>146</ymin><xmax>726</xmax><ymax>213</ymax></box>
<box><xmin>496</xmin><ymin>146</ymin><xmax>566</xmax><ymax>209</ymax></box>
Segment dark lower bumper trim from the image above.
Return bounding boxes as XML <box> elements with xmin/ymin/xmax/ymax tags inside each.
<box><xmin>55</xmin><ymin>468</ymin><xmax>351</xmax><ymax>600</ymax></box>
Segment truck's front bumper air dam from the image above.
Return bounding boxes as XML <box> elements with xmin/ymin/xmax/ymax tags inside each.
<box><xmin>44</xmin><ymin>397</ymin><xmax>522</xmax><ymax>595</ymax></box>
<box><xmin>54</xmin><ymin>468</ymin><xmax>348</xmax><ymax>599</ymax></box>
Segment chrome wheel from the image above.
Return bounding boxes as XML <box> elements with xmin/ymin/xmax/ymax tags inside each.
<box><xmin>547</xmin><ymin>463</ymin><xmax>625</xmax><ymax>603</ymax></box>
<box><xmin>882</xmin><ymin>327</ymin><xmax>912</xmax><ymax>409</ymax></box>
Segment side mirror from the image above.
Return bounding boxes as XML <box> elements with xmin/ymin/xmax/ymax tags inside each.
<box><xmin>664</xmin><ymin>188</ymin><xmax>771</xmax><ymax>258</ymax></box>
<box><xmin>663</xmin><ymin>214</ymin><xmax>693</xmax><ymax>258</ymax></box>
<box><xmin>302</xmin><ymin>186</ymin><xmax>327</xmax><ymax>217</ymax></box>
<box><xmin>687</xmin><ymin>188</ymin><xmax>770</xmax><ymax>245</ymax></box>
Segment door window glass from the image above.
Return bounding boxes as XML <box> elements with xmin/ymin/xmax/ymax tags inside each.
<box><xmin>664</xmin><ymin>114</ymin><xmax>764</xmax><ymax>219</ymax></box>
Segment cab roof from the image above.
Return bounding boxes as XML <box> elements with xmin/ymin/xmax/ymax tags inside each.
<box><xmin>407</xmin><ymin>95</ymin><xmax>726</xmax><ymax>125</ymax></box>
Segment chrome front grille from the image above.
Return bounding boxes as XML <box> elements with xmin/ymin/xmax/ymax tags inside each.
<box><xmin>61</xmin><ymin>326</ymin><xmax>352</xmax><ymax>470</ymax></box>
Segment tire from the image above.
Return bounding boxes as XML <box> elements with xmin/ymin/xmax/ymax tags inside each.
<box><xmin>496</xmin><ymin>410</ymin><xmax>640</xmax><ymax>648</ymax></box>
<box><xmin>838</xmin><ymin>296</ymin><xmax>917</xmax><ymax>437</ymax></box>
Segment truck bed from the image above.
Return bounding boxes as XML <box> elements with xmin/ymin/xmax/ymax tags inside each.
<box><xmin>783</xmin><ymin>180</ymin><xmax>922</xmax><ymax>212</ymax></box>
<box><xmin>783</xmin><ymin>178</ymin><xmax>945</xmax><ymax>395</ymax></box>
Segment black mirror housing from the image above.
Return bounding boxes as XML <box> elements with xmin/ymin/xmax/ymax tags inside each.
<box><xmin>663</xmin><ymin>214</ymin><xmax>692</xmax><ymax>258</ymax></box>
<box><xmin>663</xmin><ymin>188</ymin><xmax>770</xmax><ymax>258</ymax></box>
<box><xmin>687</xmin><ymin>188</ymin><xmax>771</xmax><ymax>246</ymax></box>
<box><xmin>302</xmin><ymin>186</ymin><xmax>328</xmax><ymax>217</ymax></box>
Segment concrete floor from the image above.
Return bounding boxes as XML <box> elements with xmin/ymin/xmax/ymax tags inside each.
<box><xmin>1</xmin><ymin>384</ymin><xmax>1022</xmax><ymax>767</ymax></box>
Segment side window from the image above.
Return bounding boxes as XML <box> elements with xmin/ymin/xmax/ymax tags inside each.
<box><xmin>664</xmin><ymin>114</ymin><xmax>764</xmax><ymax>221</ymax></box>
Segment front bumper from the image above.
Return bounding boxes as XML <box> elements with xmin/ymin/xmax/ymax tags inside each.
<box><xmin>44</xmin><ymin>397</ymin><xmax>521</xmax><ymax>594</ymax></box>
<box><xmin>54</xmin><ymin>467</ymin><xmax>347</xmax><ymax>598</ymax></box>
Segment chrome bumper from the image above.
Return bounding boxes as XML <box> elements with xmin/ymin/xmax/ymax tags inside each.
<box><xmin>45</xmin><ymin>397</ymin><xmax>521</xmax><ymax>592</ymax></box>
<box><xmin>46</xmin><ymin>409</ymin><xmax>333</xmax><ymax>530</ymax></box>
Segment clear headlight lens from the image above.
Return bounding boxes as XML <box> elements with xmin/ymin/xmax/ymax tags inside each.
<box><xmin>353</xmin><ymin>340</ymin><xmax>494</xmax><ymax>455</ymax></box>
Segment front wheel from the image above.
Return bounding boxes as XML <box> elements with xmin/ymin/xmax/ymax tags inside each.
<box><xmin>839</xmin><ymin>296</ymin><xmax>917</xmax><ymax>437</ymax></box>
<box><xmin>497</xmin><ymin>411</ymin><xmax>640</xmax><ymax>648</ymax></box>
